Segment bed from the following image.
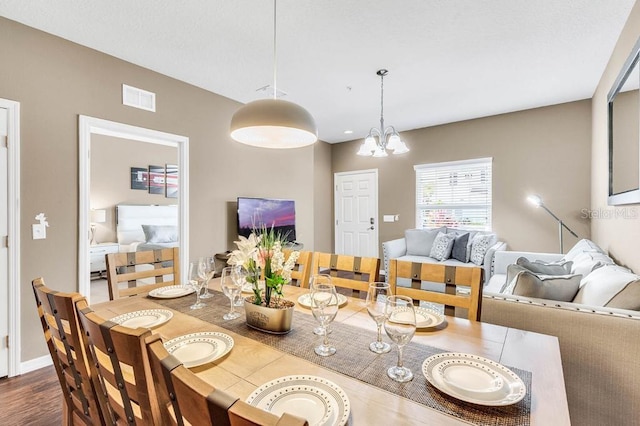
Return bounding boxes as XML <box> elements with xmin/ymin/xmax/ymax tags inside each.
<box><xmin>116</xmin><ymin>204</ymin><xmax>179</xmax><ymax>252</ymax></box>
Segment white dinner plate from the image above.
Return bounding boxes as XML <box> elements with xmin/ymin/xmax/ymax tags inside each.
<box><xmin>164</xmin><ymin>332</ymin><xmax>234</xmax><ymax>368</ymax></box>
<box><xmin>390</xmin><ymin>306</ymin><xmax>445</xmax><ymax>329</ymax></box>
<box><xmin>247</xmin><ymin>375</ymin><xmax>350</xmax><ymax>426</ymax></box>
<box><xmin>148</xmin><ymin>285</ymin><xmax>195</xmax><ymax>299</ymax></box>
<box><xmin>297</xmin><ymin>293</ymin><xmax>348</xmax><ymax>309</ymax></box>
<box><xmin>110</xmin><ymin>309</ymin><xmax>173</xmax><ymax>329</ymax></box>
<box><xmin>422</xmin><ymin>353</ymin><xmax>526</xmax><ymax>406</ymax></box>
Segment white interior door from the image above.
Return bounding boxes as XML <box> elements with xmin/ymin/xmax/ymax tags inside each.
<box><xmin>0</xmin><ymin>107</ymin><xmax>8</xmax><ymax>378</ymax></box>
<box><xmin>334</xmin><ymin>170</ymin><xmax>379</xmax><ymax>257</ymax></box>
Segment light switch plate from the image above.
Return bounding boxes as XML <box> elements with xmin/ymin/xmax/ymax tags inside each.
<box><xmin>32</xmin><ymin>223</ymin><xmax>46</xmax><ymax>240</ymax></box>
<box><xmin>383</xmin><ymin>215</ymin><xmax>395</xmax><ymax>222</ymax></box>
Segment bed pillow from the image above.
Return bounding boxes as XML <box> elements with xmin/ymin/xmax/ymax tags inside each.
<box><xmin>405</xmin><ymin>228</ymin><xmax>444</xmax><ymax>257</ymax></box>
<box><xmin>502</xmin><ymin>267</ymin><xmax>582</xmax><ymax>302</ymax></box>
<box><xmin>141</xmin><ymin>225</ymin><xmax>178</xmax><ymax>243</ymax></box>
<box><xmin>429</xmin><ymin>232</ymin><xmax>456</xmax><ymax>261</ymax></box>
<box><xmin>469</xmin><ymin>233</ymin><xmax>497</xmax><ymax>266</ymax></box>
<box><xmin>516</xmin><ymin>257</ymin><xmax>573</xmax><ymax>275</ymax></box>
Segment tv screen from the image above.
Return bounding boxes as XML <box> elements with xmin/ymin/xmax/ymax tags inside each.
<box><xmin>237</xmin><ymin>197</ymin><xmax>296</xmax><ymax>242</ymax></box>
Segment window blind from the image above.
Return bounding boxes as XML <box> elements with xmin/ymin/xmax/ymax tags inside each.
<box><xmin>414</xmin><ymin>158</ymin><xmax>492</xmax><ymax>231</ymax></box>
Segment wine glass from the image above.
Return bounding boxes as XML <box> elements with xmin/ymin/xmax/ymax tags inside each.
<box><xmin>220</xmin><ymin>266</ymin><xmax>243</xmax><ymax>320</ymax></box>
<box><xmin>199</xmin><ymin>256</ymin><xmax>215</xmax><ymax>299</ymax></box>
<box><xmin>311</xmin><ymin>275</ymin><xmax>333</xmax><ymax>336</ymax></box>
<box><xmin>187</xmin><ymin>260</ymin><xmax>206</xmax><ymax>310</ymax></box>
<box><xmin>365</xmin><ymin>282</ymin><xmax>392</xmax><ymax>354</ymax></box>
<box><xmin>384</xmin><ymin>295</ymin><xmax>417</xmax><ymax>382</ymax></box>
<box><xmin>310</xmin><ymin>275</ymin><xmax>339</xmax><ymax>357</ymax></box>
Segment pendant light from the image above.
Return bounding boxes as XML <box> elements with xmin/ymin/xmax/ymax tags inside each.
<box><xmin>230</xmin><ymin>0</ymin><xmax>317</xmax><ymax>148</ymax></box>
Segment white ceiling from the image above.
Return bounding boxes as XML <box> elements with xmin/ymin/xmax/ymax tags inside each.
<box><xmin>0</xmin><ymin>0</ymin><xmax>635</xmax><ymax>143</ymax></box>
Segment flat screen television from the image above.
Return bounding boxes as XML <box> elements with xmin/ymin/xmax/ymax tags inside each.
<box><xmin>237</xmin><ymin>197</ymin><xmax>296</xmax><ymax>242</ymax></box>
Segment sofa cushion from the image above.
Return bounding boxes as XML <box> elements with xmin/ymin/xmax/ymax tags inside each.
<box><xmin>503</xmin><ymin>266</ymin><xmax>581</xmax><ymax>302</ymax></box>
<box><xmin>570</xmin><ymin>251</ymin><xmax>614</xmax><ymax>277</ymax></box>
<box><xmin>516</xmin><ymin>257</ymin><xmax>573</xmax><ymax>275</ymax></box>
<box><xmin>470</xmin><ymin>233</ymin><xmax>497</xmax><ymax>265</ymax></box>
<box><xmin>451</xmin><ymin>233</ymin><xmax>470</xmax><ymax>262</ymax></box>
<box><xmin>429</xmin><ymin>232</ymin><xmax>455</xmax><ymax>261</ymax></box>
<box><xmin>563</xmin><ymin>238</ymin><xmax>605</xmax><ymax>262</ymax></box>
<box><xmin>573</xmin><ymin>264</ymin><xmax>640</xmax><ymax>308</ymax></box>
<box><xmin>405</xmin><ymin>228</ymin><xmax>444</xmax><ymax>257</ymax></box>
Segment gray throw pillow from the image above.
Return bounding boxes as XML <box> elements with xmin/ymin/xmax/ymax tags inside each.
<box><xmin>446</xmin><ymin>229</ymin><xmax>477</xmax><ymax>262</ymax></box>
<box><xmin>501</xmin><ymin>264</ymin><xmax>528</xmax><ymax>293</ymax></box>
<box><xmin>429</xmin><ymin>232</ymin><xmax>456</xmax><ymax>261</ymax></box>
<box><xmin>451</xmin><ymin>233</ymin><xmax>470</xmax><ymax>262</ymax></box>
<box><xmin>516</xmin><ymin>257</ymin><xmax>573</xmax><ymax>275</ymax></box>
<box><xmin>504</xmin><ymin>269</ymin><xmax>582</xmax><ymax>302</ymax></box>
<box><xmin>405</xmin><ymin>228</ymin><xmax>444</xmax><ymax>256</ymax></box>
<box><xmin>469</xmin><ymin>233</ymin><xmax>496</xmax><ymax>266</ymax></box>
<box><xmin>141</xmin><ymin>224</ymin><xmax>179</xmax><ymax>243</ymax></box>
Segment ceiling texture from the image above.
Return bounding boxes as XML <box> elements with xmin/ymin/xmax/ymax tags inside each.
<box><xmin>0</xmin><ymin>0</ymin><xmax>635</xmax><ymax>143</ymax></box>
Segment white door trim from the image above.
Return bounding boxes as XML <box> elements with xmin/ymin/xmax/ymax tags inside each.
<box><xmin>334</xmin><ymin>169</ymin><xmax>379</xmax><ymax>257</ymax></box>
<box><xmin>1</xmin><ymin>98</ymin><xmax>21</xmax><ymax>377</ymax></box>
<box><xmin>78</xmin><ymin>116</ymin><xmax>190</xmax><ymax>303</ymax></box>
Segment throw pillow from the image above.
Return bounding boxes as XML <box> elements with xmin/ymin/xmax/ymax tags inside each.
<box><xmin>429</xmin><ymin>232</ymin><xmax>456</xmax><ymax>261</ymax></box>
<box><xmin>503</xmin><ymin>269</ymin><xmax>582</xmax><ymax>302</ymax></box>
<box><xmin>516</xmin><ymin>257</ymin><xmax>573</xmax><ymax>275</ymax></box>
<box><xmin>469</xmin><ymin>233</ymin><xmax>497</xmax><ymax>266</ymax></box>
<box><xmin>570</xmin><ymin>251</ymin><xmax>614</xmax><ymax>277</ymax></box>
<box><xmin>446</xmin><ymin>229</ymin><xmax>477</xmax><ymax>262</ymax></box>
<box><xmin>501</xmin><ymin>264</ymin><xmax>528</xmax><ymax>293</ymax></box>
<box><xmin>606</xmin><ymin>279</ymin><xmax>640</xmax><ymax>311</ymax></box>
<box><xmin>141</xmin><ymin>224</ymin><xmax>179</xmax><ymax>243</ymax></box>
<box><xmin>563</xmin><ymin>239</ymin><xmax>604</xmax><ymax>262</ymax></box>
<box><xmin>573</xmin><ymin>264</ymin><xmax>640</xmax><ymax>307</ymax></box>
<box><xmin>451</xmin><ymin>233</ymin><xmax>470</xmax><ymax>262</ymax></box>
<box><xmin>405</xmin><ymin>228</ymin><xmax>444</xmax><ymax>257</ymax></box>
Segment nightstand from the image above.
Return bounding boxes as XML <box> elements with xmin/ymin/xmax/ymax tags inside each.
<box><xmin>89</xmin><ymin>242</ymin><xmax>120</xmax><ymax>278</ymax></box>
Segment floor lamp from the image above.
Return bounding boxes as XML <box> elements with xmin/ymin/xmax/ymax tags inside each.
<box><xmin>527</xmin><ymin>195</ymin><xmax>578</xmax><ymax>253</ymax></box>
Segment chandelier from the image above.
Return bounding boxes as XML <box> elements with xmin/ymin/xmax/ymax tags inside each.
<box><xmin>230</xmin><ymin>0</ymin><xmax>317</xmax><ymax>148</ymax></box>
<box><xmin>357</xmin><ymin>69</ymin><xmax>409</xmax><ymax>157</ymax></box>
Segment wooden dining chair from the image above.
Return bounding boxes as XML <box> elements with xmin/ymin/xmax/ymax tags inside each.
<box><xmin>31</xmin><ymin>278</ymin><xmax>109</xmax><ymax>425</ymax></box>
<box><xmin>75</xmin><ymin>299</ymin><xmax>162</xmax><ymax>425</ymax></box>
<box><xmin>307</xmin><ymin>252</ymin><xmax>380</xmax><ymax>295</ymax></box>
<box><xmin>106</xmin><ymin>247</ymin><xmax>180</xmax><ymax>300</ymax></box>
<box><xmin>283</xmin><ymin>249</ymin><xmax>312</xmax><ymax>287</ymax></box>
<box><xmin>145</xmin><ymin>335</ymin><xmax>308</xmax><ymax>426</ymax></box>
<box><xmin>387</xmin><ymin>259</ymin><xmax>484</xmax><ymax>321</ymax></box>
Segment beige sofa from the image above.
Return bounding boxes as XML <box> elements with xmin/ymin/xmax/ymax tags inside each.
<box><xmin>482</xmin><ymin>240</ymin><xmax>640</xmax><ymax>426</ymax></box>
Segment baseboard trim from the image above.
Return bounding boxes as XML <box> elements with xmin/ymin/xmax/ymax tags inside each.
<box><xmin>20</xmin><ymin>354</ymin><xmax>52</xmax><ymax>374</ymax></box>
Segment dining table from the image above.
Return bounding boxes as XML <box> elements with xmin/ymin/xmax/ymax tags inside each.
<box><xmin>92</xmin><ymin>279</ymin><xmax>570</xmax><ymax>426</ymax></box>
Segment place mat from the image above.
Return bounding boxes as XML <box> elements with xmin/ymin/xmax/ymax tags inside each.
<box><xmin>153</xmin><ymin>292</ymin><xmax>531</xmax><ymax>426</ymax></box>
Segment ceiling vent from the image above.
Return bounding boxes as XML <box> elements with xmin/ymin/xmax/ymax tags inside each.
<box><xmin>122</xmin><ymin>84</ymin><xmax>156</xmax><ymax>112</ymax></box>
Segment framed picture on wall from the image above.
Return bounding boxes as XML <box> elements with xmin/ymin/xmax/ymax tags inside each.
<box><xmin>130</xmin><ymin>167</ymin><xmax>148</xmax><ymax>190</ymax></box>
<box><xmin>148</xmin><ymin>165</ymin><xmax>165</xmax><ymax>195</ymax></box>
<box><xmin>165</xmin><ymin>164</ymin><xmax>178</xmax><ymax>198</ymax></box>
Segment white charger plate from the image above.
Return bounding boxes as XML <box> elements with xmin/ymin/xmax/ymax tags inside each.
<box><xmin>247</xmin><ymin>375</ymin><xmax>350</xmax><ymax>426</ymax></box>
<box><xmin>164</xmin><ymin>332</ymin><xmax>234</xmax><ymax>368</ymax></box>
<box><xmin>148</xmin><ymin>285</ymin><xmax>195</xmax><ymax>299</ymax></box>
<box><xmin>110</xmin><ymin>309</ymin><xmax>173</xmax><ymax>329</ymax></box>
<box><xmin>297</xmin><ymin>293</ymin><xmax>348</xmax><ymax>309</ymax></box>
<box><xmin>390</xmin><ymin>306</ymin><xmax>445</xmax><ymax>329</ymax></box>
<box><xmin>422</xmin><ymin>353</ymin><xmax>526</xmax><ymax>406</ymax></box>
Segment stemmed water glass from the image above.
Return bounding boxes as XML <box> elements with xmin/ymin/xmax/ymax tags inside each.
<box><xmin>188</xmin><ymin>260</ymin><xmax>207</xmax><ymax>310</ymax></box>
<box><xmin>310</xmin><ymin>275</ymin><xmax>339</xmax><ymax>357</ymax></box>
<box><xmin>311</xmin><ymin>275</ymin><xmax>333</xmax><ymax>336</ymax></box>
<box><xmin>365</xmin><ymin>282</ymin><xmax>392</xmax><ymax>354</ymax></box>
<box><xmin>384</xmin><ymin>295</ymin><xmax>417</xmax><ymax>382</ymax></box>
<box><xmin>199</xmin><ymin>256</ymin><xmax>216</xmax><ymax>299</ymax></box>
<box><xmin>220</xmin><ymin>266</ymin><xmax>243</xmax><ymax>320</ymax></box>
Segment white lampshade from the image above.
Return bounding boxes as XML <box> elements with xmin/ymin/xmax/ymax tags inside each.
<box><xmin>386</xmin><ymin>133</ymin><xmax>401</xmax><ymax>150</ymax></box>
<box><xmin>230</xmin><ymin>99</ymin><xmax>318</xmax><ymax>148</ymax></box>
<box><xmin>392</xmin><ymin>140</ymin><xmax>410</xmax><ymax>154</ymax></box>
<box><xmin>357</xmin><ymin>143</ymin><xmax>373</xmax><ymax>156</ymax></box>
<box><xmin>90</xmin><ymin>209</ymin><xmax>106</xmax><ymax>223</ymax></box>
<box><xmin>372</xmin><ymin>146</ymin><xmax>388</xmax><ymax>157</ymax></box>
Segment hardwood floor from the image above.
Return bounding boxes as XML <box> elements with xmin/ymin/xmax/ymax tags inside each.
<box><xmin>0</xmin><ymin>366</ymin><xmax>62</xmax><ymax>425</ymax></box>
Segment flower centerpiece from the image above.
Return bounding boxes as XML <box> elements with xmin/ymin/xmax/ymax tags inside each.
<box><xmin>228</xmin><ymin>226</ymin><xmax>300</xmax><ymax>333</ymax></box>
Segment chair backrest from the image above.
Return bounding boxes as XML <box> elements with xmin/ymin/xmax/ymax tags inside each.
<box><xmin>283</xmin><ymin>250</ymin><xmax>312</xmax><ymax>287</ymax></box>
<box><xmin>106</xmin><ymin>247</ymin><xmax>180</xmax><ymax>299</ymax></box>
<box><xmin>387</xmin><ymin>259</ymin><xmax>483</xmax><ymax>321</ymax></box>
<box><xmin>145</xmin><ymin>336</ymin><xmax>308</xmax><ymax>426</ymax></box>
<box><xmin>76</xmin><ymin>299</ymin><xmax>161</xmax><ymax>425</ymax></box>
<box><xmin>31</xmin><ymin>278</ymin><xmax>108</xmax><ymax>426</ymax></box>
<box><xmin>308</xmin><ymin>252</ymin><xmax>381</xmax><ymax>293</ymax></box>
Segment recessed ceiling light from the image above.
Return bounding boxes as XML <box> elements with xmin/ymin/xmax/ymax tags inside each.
<box><xmin>344</xmin><ymin>130</ymin><xmax>353</xmax><ymax>134</ymax></box>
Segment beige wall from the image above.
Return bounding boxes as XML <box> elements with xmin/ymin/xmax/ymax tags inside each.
<box><xmin>0</xmin><ymin>17</ymin><xmax>331</xmax><ymax>363</ymax></box>
<box><xmin>592</xmin><ymin>0</ymin><xmax>640</xmax><ymax>272</ymax></box>
<box><xmin>91</xmin><ymin>134</ymin><xmax>178</xmax><ymax>243</ymax></box>
<box><xmin>332</xmin><ymin>100</ymin><xmax>592</xmax><ymax>256</ymax></box>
